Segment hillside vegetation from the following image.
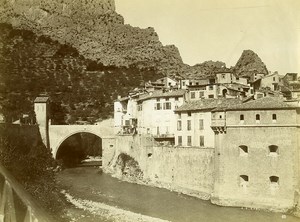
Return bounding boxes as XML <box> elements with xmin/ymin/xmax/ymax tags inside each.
<box><xmin>0</xmin><ymin>23</ymin><xmax>162</xmax><ymax>123</ymax></box>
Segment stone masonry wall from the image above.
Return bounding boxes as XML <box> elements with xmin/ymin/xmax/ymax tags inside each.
<box><xmin>104</xmin><ymin>135</ymin><xmax>215</xmax><ymax>199</ymax></box>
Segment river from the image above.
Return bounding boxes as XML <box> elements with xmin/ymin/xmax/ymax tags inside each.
<box><xmin>56</xmin><ymin>167</ymin><xmax>299</xmax><ymax>222</ymax></box>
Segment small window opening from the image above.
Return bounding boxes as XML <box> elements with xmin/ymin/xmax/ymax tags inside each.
<box><xmin>239</xmin><ymin>145</ymin><xmax>248</xmax><ymax>155</ymax></box>
<box><xmin>256</xmin><ymin>114</ymin><xmax>260</xmax><ymax>123</ymax></box>
<box><xmin>188</xmin><ymin>111</ymin><xmax>191</xmax><ymax>117</ymax></box>
<box><xmin>239</xmin><ymin>175</ymin><xmax>249</xmax><ymax>187</ymax></box>
<box><xmin>270</xmin><ymin>176</ymin><xmax>279</xmax><ymax>183</ymax></box>
<box><xmin>272</xmin><ymin>114</ymin><xmax>277</xmax><ymax>122</ymax></box>
<box><xmin>219</xmin><ymin>115</ymin><xmax>222</xmax><ymax>119</ymax></box>
<box><xmin>240</xmin><ymin>114</ymin><xmax>244</xmax><ymax>121</ymax></box>
<box><xmin>148</xmin><ymin>153</ymin><xmax>152</xmax><ymax>158</ymax></box>
<box><xmin>269</xmin><ymin>176</ymin><xmax>279</xmax><ymax>190</ymax></box>
<box><xmin>110</xmin><ymin>145</ymin><xmax>114</xmax><ymax>148</ymax></box>
<box><xmin>269</xmin><ymin>145</ymin><xmax>279</xmax><ymax>156</ymax></box>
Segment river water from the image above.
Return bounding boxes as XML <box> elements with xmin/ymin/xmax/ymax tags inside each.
<box><xmin>56</xmin><ymin>167</ymin><xmax>299</xmax><ymax>222</ymax></box>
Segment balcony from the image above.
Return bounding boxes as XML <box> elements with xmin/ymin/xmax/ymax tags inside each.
<box><xmin>211</xmin><ymin>118</ymin><xmax>226</xmax><ymax>133</ymax></box>
<box><xmin>211</xmin><ymin>118</ymin><xmax>226</xmax><ymax>127</ymax></box>
<box><xmin>153</xmin><ymin>133</ymin><xmax>175</xmax><ymax>139</ymax></box>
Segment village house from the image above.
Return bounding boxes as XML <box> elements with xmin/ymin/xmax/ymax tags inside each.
<box><xmin>260</xmin><ymin>71</ymin><xmax>281</xmax><ymax>91</ymax></box>
<box><xmin>187</xmin><ymin>83</ymin><xmax>218</xmax><ymax>100</ymax></box>
<box><xmin>136</xmin><ymin>89</ymin><xmax>185</xmax><ymax>144</ymax></box>
<box><xmin>211</xmin><ymin>97</ymin><xmax>300</xmax><ymax>211</ymax></box>
<box><xmin>174</xmin><ymin>99</ymin><xmax>241</xmax><ymax>148</ymax></box>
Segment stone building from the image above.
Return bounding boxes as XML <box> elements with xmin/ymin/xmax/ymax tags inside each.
<box><xmin>174</xmin><ymin>99</ymin><xmax>241</xmax><ymax>148</ymax></box>
<box><xmin>136</xmin><ymin>89</ymin><xmax>185</xmax><ymax>144</ymax></box>
<box><xmin>211</xmin><ymin>97</ymin><xmax>300</xmax><ymax>211</ymax></box>
<box><xmin>260</xmin><ymin>72</ymin><xmax>280</xmax><ymax>91</ymax></box>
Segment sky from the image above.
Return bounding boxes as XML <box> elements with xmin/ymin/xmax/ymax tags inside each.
<box><xmin>115</xmin><ymin>0</ymin><xmax>300</xmax><ymax>74</ymax></box>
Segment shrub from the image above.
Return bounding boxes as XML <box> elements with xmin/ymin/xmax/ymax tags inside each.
<box><xmin>0</xmin><ymin>130</ymin><xmax>67</xmax><ymax>221</ymax></box>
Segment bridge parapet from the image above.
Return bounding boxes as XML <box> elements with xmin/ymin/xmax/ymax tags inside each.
<box><xmin>0</xmin><ymin>163</ymin><xmax>53</xmax><ymax>222</ymax></box>
<box><xmin>49</xmin><ymin>124</ymin><xmax>113</xmax><ymax>158</ymax></box>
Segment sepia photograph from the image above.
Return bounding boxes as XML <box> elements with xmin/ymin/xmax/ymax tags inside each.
<box><xmin>0</xmin><ymin>0</ymin><xmax>299</xmax><ymax>221</ymax></box>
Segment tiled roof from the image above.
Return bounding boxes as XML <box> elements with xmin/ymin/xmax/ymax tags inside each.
<box><xmin>137</xmin><ymin>89</ymin><xmax>186</xmax><ymax>101</ymax></box>
<box><xmin>34</xmin><ymin>97</ymin><xmax>49</xmax><ymax>103</ymax></box>
<box><xmin>224</xmin><ymin>97</ymin><xmax>297</xmax><ymax>111</ymax></box>
<box><xmin>175</xmin><ymin>98</ymin><xmax>242</xmax><ymax>112</ymax></box>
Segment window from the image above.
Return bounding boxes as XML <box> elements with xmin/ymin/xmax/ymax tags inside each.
<box><xmin>191</xmin><ymin>92</ymin><xmax>195</xmax><ymax>99</ymax></box>
<box><xmin>272</xmin><ymin>114</ymin><xmax>277</xmax><ymax>122</ymax></box>
<box><xmin>187</xmin><ymin>136</ymin><xmax>192</xmax><ymax>146</ymax></box>
<box><xmin>178</xmin><ymin>136</ymin><xmax>182</xmax><ymax>146</ymax></box>
<box><xmin>154</xmin><ymin>103</ymin><xmax>161</xmax><ymax>110</ymax></box>
<box><xmin>209</xmin><ymin>85</ymin><xmax>214</xmax><ymax>90</ymax></box>
<box><xmin>269</xmin><ymin>176</ymin><xmax>279</xmax><ymax>189</ymax></box>
<box><xmin>188</xmin><ymin>111</ymin><xmax>191</xmax><ymax>116</ymax></box>
<box><xmin>222</xmin><ymin>74</ymin><xmax>225</xmax><ymax>78</ymax></box>
<box><xmin>156</xmin><ymin>126</ymin><xmax>160</xmax><ymax>135</ymax></box>
<box><xmin>240</xmin><ymin>114</ymin><xmax>244</xmax><ymax>121</ymax></box>
<box><xmin>199</xmin><ymin>119</ymin><xmax>204</xmax><ymax>130</ymax></box>
<box><xmin>273</xmin><ymin>77</ymin><xmax>276</xmax><ymax>81</ymax></box>
<box><xmin>182</xmin><ymin>81</ymin><xmax>185</xmax><ymax>86</ymax></box>
<box><xmin>187</xmin><ymin>120</ymin><xmax>191</xmax><ymax>130</ymax></box>
<box><xmin>175</xmin><ymin>97</ymin><xmax>179</xmax><ymax>101</ymax></box>
<box><xmin>199</xmin><ymin>91</ymin><xmax>204</xmax><ymax>98</ymax></box>
<box><xmin>156</xmin><ymin>98</ymin><xmax>160</xmax><ymax>101</ymax></box>
<box><xmin>256</xmin><ymin>114</ymin><xmax>260</xmax><ymax>123</ymax></box>
<box><xmin>208</xmin><ymin>95</ymin><xmax>214</xmax><ymax>98</ymax></box>
<box><xmin>165</xmin><ymin>98</ymin><xmax>169</xmax><ymax>101</ymax></box>
<box><xmin>177</xmin><ymin>120</ymin><xmax>182</xmax><ymax>131</ymax></box>
<box><xmin>270</xmin><ymin>176</ymin><xmax>279</xmax><ymax>183</ymax></box>
<box><xmin>137</xmin><ymin>104</ymin><xmax>142</xmax><ymax>111</ymax></box>
<box><xmin>219</xmin><ymin>115</ymin><xmax>222</xmax><ymax>119</ymax></box>
<box><xmin>239</xmin><ymin>145</ymin><xmax>248</xmax><ymax>155</ymax></box>
<box><xmin>239</xmin><ymin>175</ymin><xmax>249</xmax><ymax>187</ymax></box>
<box><xmin>236</xmin><ymin>77</ymin><xmax>239</xmax><ymax>81</ymax></box>
<box><xmin>269</xmin><ymin>145</ymin><xmax>279</xmax><ymax>156</ymax></box>
<box><xmin>163</xmin><ymin>102</ymin><xmax>171</xmax><ymax>110</ymax></box>
<box><xmin>200</xmin><ymin>136</ymin><xmax>204</xmax><ymax>147</ymax></box>
<box><xmin>125</xmin><ymin>120</ymin><xmax>130</xmax><ymax>126</ymax></box>
<box><xmin>178</xmin><ymin>113</ymin><xmax>181</xmax><ymax>119</ymax></box>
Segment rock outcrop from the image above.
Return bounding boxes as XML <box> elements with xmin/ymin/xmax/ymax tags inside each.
<box><xmin>234</xmin><ymin>50</ymin><xmax>268</xmax><ymax>77</ymax></box>
<box><xmin>0</xmin><ymin>0</ymin><xmax>184</xmax><ymax>76</ymax></box>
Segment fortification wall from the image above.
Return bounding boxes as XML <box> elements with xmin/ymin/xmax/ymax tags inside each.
<box><xmin>104</xmin><ymin>135</ymin><xmax>214</xmax><ymax>199</ymax></box>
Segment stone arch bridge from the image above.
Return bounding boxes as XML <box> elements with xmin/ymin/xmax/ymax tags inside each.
<box><xmin>48</xmin><ymin>124</ymin><xmax>112</xmax><ymax>159</ymax></box>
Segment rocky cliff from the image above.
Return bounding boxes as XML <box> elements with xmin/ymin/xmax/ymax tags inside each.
<box><xmin>0</xmin><ymin>0</ymin><xmax>184</xmax><ymax>76</ymax></box>
<box><xmin>234</xmin><ymin>50</ymin><xmax>268</xmax><ymax>77</ymax></box>
<box><xmin>0</xmin><ymin>23</ymin><xmax>162</xmax><ymax>123</ymax></box>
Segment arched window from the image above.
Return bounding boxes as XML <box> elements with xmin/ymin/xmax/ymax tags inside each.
<box><xmin>240</xmin><ymin>114</ymin><xmax>244</xmax><ymax>121</ymax></box>
<box><xmin>256</xmin><ymin>114</ymin><xmax>260</xmax><ymax>123</ymax></box>
<box><xmin>256</xmin><ymin>114</ymin><xmax>260</xmax><ymax>120</ymax></box>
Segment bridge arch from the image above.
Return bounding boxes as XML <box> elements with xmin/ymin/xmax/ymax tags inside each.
<box><xmin>53</xmin><ymin>130</ymin><xmax>102</xmax><ymax>159</ymax></box>
<box><xmin>48</xmin><ymin>125</ymin><xmax>108</xmax><ymax>159</ymax></box>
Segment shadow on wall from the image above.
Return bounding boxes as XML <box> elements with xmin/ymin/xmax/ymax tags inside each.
<box><xmin>113</xmin><ymin>153</ymin><xmax>143</xmax><ymax>181</ymax></box>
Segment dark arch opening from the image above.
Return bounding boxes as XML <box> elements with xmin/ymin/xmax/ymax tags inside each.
<box><xmin>56</xmin><ymin>132</ymin><xmax>102</xmax><ymax>168</ymax></box>
<box><xmin>222</xmin><ymin>89</ymin><xmax>227</xmax><ymax>97</ymax></box>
